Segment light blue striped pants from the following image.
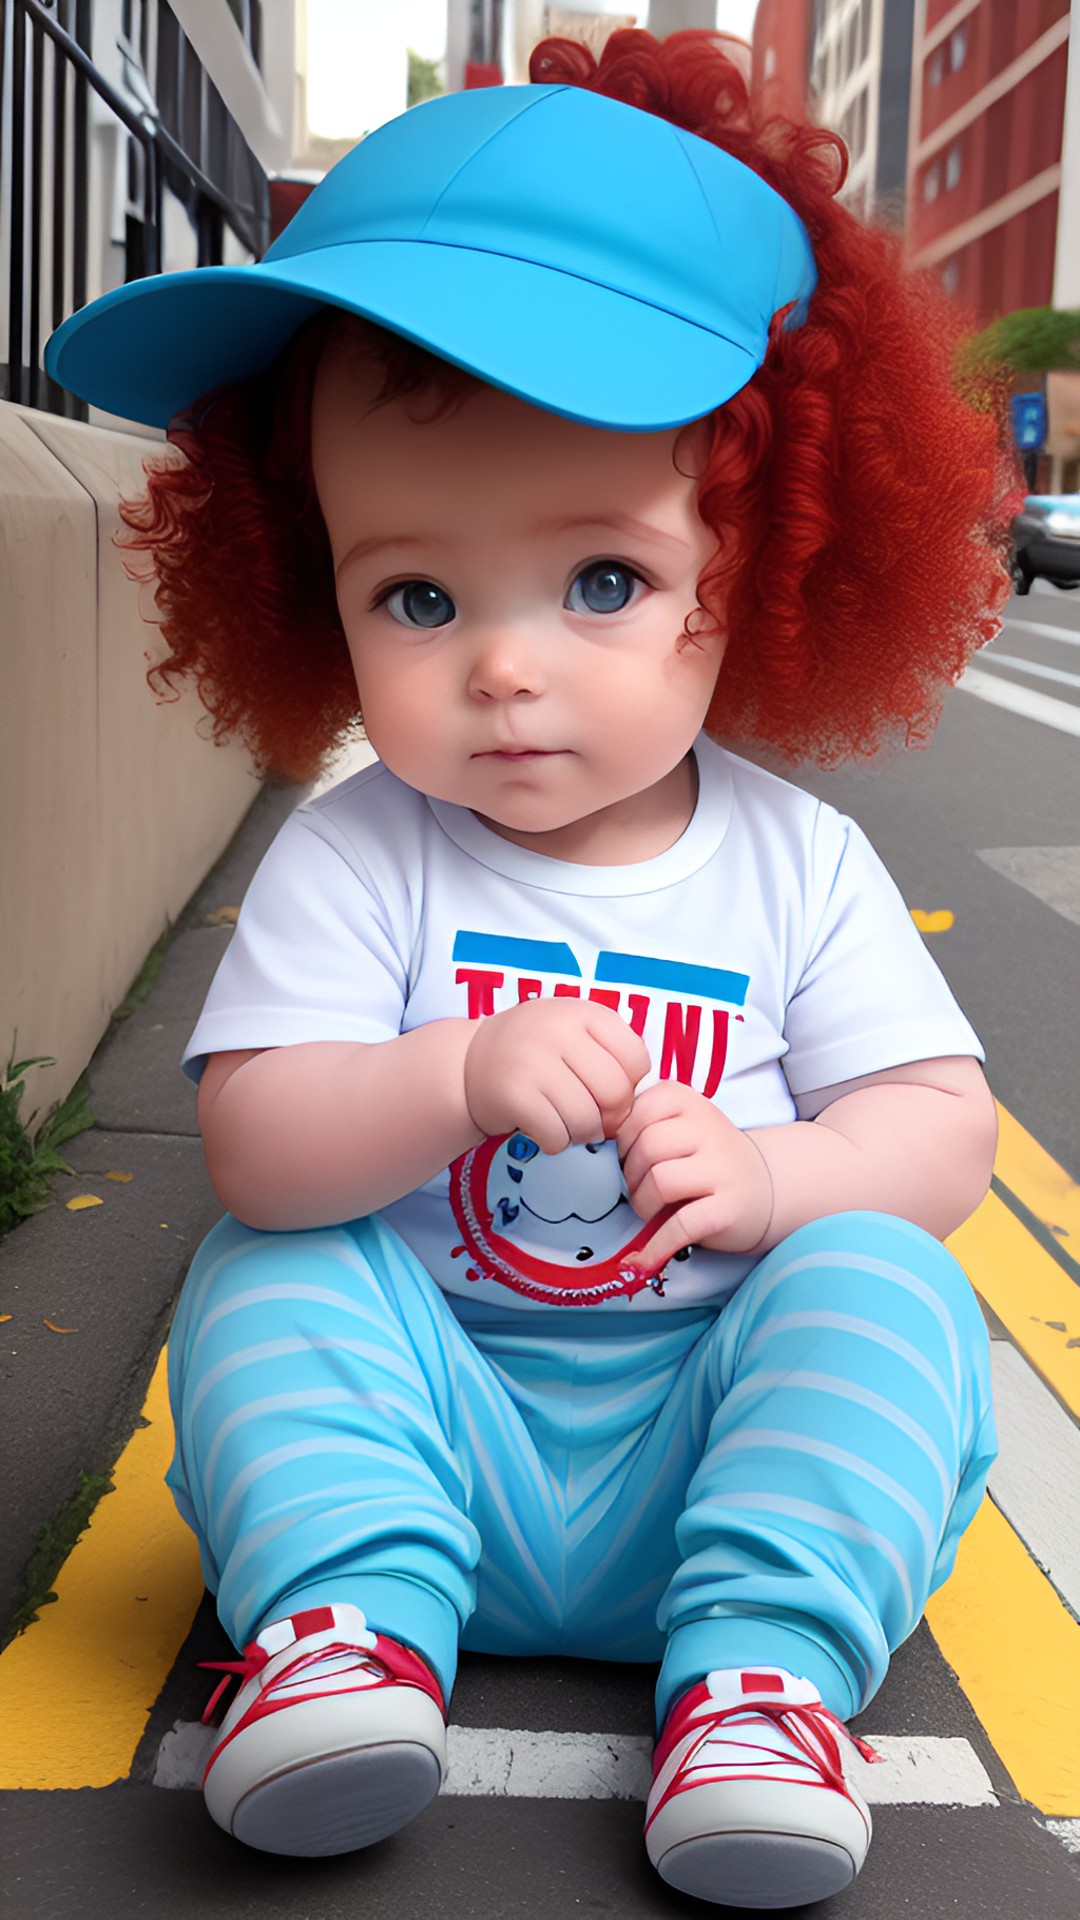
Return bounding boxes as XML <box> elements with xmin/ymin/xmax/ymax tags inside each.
<box><xmin>166</xmin><ymin>1208</ymin><xmax>996</xmax><ymax>1728</ymax></box>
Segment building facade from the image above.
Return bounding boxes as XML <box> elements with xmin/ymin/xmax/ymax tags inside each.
<box><xmin>905</xmin><ymin>0</ymin><xmax>1072</xmax><ymax>321</ymax></box>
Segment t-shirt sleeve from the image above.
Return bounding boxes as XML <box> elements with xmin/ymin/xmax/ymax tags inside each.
<box><xmin>781</xmin><ymin>810</ymin><xmax>984</xmax><ymax>1097</ymax></box>
<box><xmin>181</xmin><ymin>810</ymin><xmax>409</xmax><ymax>1083</ymax></box>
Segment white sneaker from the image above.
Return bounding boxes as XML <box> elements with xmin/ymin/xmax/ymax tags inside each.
<box><xmin>645</xmin><ymin>1667</ymin><xmax>879</xmax><ymax>1909</ymax></box>
<box><xmin>199</xmin><ymin>1602</ymin><xmax>446</xmax><ymax>1856</ymax></box>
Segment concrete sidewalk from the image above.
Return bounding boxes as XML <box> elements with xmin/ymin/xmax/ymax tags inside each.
<box><xmin>0</xmin><ymin>777</ymin><xmax>304</xmax><ymax>1643</ymax></box>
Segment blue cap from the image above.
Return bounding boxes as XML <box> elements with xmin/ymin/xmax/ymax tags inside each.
<box><xmin>44</xmin><ymin>84</ymin><xmax>816</xmax><ymax>432</ymax></box>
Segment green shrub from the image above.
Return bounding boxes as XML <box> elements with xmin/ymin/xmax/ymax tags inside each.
<box><xmin>0</xmin><ymin>1044</ymin><xmax>93</xmax><ymax>1236</ymax></box>
<box><xmin>961</xmin><ymin>306</ymin><xmax>1080</xmax><ymax>377</ymax></box>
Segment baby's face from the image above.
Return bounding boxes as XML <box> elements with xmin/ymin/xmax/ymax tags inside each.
<box><xmin>311</xmin><ymin>331</ymin><xmax>723</xmax><ymax>862</ymax></box>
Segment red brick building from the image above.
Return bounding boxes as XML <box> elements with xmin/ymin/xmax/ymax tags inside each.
<box><xmin>751</xmin><ymin>0</ymin><xmax>813</xmax><ymax>128</ymax></box>
<box><xmin>906</xmin><ymin>0</ymin><xmax>1072</xmax><ymax>322</ymax></box>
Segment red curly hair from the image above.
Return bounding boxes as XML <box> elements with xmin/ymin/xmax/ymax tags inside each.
<box><xmin>117</xmin><ymin>28</ymin><xmax>1018</xmax><ymax>783</ymax></box>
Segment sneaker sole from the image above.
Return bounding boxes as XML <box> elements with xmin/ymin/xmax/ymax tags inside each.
<box><xmin>205</xmin><ymin>1686</ymin><xmax>446</xmax><ymax>1855</ymax></box>
<box><xmin>654</xmin><ymin>1829</ymin><xmax>858</xmax><ymax>1909</ymax></box>
<box><xmin>230</xmin><ymin>1741</ymin><xmax>443</xmax><ymax>1856</ymax></box>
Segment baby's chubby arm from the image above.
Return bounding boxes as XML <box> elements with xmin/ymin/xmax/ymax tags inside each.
<box><xmin>618</xmin><ymin>1056</ymin><xmax>998</xmax><ymax>1275</ymax></box>
<box><xmin>197</xmin><ymin>999</ymin><xmax>649</xmax><ymax>1231</ymax></box>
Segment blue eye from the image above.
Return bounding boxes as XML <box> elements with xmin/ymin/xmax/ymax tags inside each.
<box><xmin>567</xmin><ymin>562</ymin><xmax>641</xmax><ymax>615</ymax></box>
<box><xmin>383</xmin><ymin>581</ymin><xmax>456</xmax><ymax>629</ymax></box>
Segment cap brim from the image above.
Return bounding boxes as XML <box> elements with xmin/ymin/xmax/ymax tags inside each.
<box><xmin>45</xmin><ymin>242</ymin><xmax>760</xmax><ymax>433</ymax></box>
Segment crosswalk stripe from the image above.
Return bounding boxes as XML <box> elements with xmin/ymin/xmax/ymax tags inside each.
<box><xmin>954</xmin><ymin>665</ymin><xmax>1080</xmax><ymax>736</ymax></box>
<box><xmin>1000</xmin><ymin>617</ymin><xmax>1080</xmax><ymax>648</ymax></box>
<box><xmin>980</xmin><ymin>651</ymin><xmax>1080</xmax><ymax>689</ymax></box>
<box><xmin>151</xmin><ymin>1718</ymin><xmax>997</xmax><ymax>1807</ymax></box>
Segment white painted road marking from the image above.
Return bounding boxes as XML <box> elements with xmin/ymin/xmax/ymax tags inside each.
<box><xmin>987</xmin><ymin>1343</ymin><xmax>1080</xmax><ymax>1620</ymax></box>
<box><xmin>1001</xmin><ymin>619</ymin><xmax>1080</xmax><ymax>648</ymax></box>
<box><xmin>153</xmin><ymin>1720</ymin><xmax>998</xmax><ymax>1807</ymax></box>
<box><xmin>980</xmin><ymin>652</ymin><xmax>1080</xmax><ymax>690</ymax></box>
<box><xmin>976</xmin><ymin>847</ymin><xmax>1080</xmax><ymax>930</ymax></box>
<box><xmin>955</xmin><ymin>666</ymin><xmax>1080</xmax><ymax>736</ymax></box>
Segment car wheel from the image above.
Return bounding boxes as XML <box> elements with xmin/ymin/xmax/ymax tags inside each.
<box><xmin>1010</xmin><ymin>554</ymin><xmax>1031</xmax><ymax>594</ymax></box>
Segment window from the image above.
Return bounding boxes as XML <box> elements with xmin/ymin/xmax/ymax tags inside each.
<box><xmin>950</xmin><ymin>23</ymin><xmax>969</xmax><ymax>73</ymax></box>
<box><xmin>859</xmin><ymin>0</ymin><xmax>871</xmax><ymax>65</ymax></box>
<box><xmin>945</xmin><ymin>139</ymin><xmax>963</xmax><ymax>190</ymax></box>
<box><xmin>941</xmin><ymin>259</ymin><xmax>960</xmax><ymax>297</ymax></box>
<box><xmin>924</xmin><ymin>161</ymin><xmax>941</xmax><ymax>202</ymax></box>
<box><xmin>928</xmin><ymin>48</ymin><xmax>944</xmax><ymax>86</ymax></box>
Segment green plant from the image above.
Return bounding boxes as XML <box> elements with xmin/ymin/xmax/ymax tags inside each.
<box><xmin>960</xmin><ymin>305</ymin><xmax>1080</xmax><ymax>378</ymax></box>
<box><xmin>4</xmin><ymin>1471</ymin><xmax>115</xmax><ymax>1645</ymax></box>
<box><xmin>0</xmin><ymin>1044</ymin><xmax>94</xmax><ymax>1236</ymax></box>
<box><xmin>408</xmin><ymin>47</ymin><xmax>444</xmax><ymax>109</ymax></box>
<box><xmin>110</xmin><ymin>921</ymin><xmax>172</xmax><ymax>1025</ymax></box>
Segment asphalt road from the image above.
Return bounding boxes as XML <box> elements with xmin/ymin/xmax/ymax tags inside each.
<box><xmin>2</xmin><ymin>582</ymin><xmax>1078</xmax><ymax>1918</ymax></box>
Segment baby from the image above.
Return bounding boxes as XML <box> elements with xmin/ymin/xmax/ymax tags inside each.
<box><xmin>47</xmin><ymin>30</ymin><xmax>1010</xmax><ymax>1910</ymax></box>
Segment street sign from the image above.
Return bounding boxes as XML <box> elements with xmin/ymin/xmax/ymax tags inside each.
<box><xmin>1010</xmin><ymin>392</ymin><xmax>1047</xmax><ymax>449</ymax></box>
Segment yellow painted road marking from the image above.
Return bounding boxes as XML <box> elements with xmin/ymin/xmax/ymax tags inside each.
<box><xmin>948</xmin><ymin>1190</ymin><xmax>1080</xmax><ymax>1415</ymax></box>
<box><xmin>993</xmin><ymin>1101</ymin><xmax>1080</xmax><ymax>1261</ymax></box>
<box><xmin>0</xmin><ymin>1347</ymin><xmax>203</xmax><ymax>1789</ymax></box>
<box><xmin>925</xmin><ymin>1494</ymin><xmax>1080</xmax><ymax>1816</ymax></box>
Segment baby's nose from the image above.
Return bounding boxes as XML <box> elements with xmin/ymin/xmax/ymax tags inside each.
<box><xmin>467</xmin><ymin>627</ymin><xmax>544</xmax><ymax>700</ymax></box>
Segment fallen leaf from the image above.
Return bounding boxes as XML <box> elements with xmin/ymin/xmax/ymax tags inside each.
<box><xmin>66</xmin><ymin>1194</ymin><xmax>103</xmax><ymax>1211</ymax></box>
<box><xmin>205</xmin><ymin>906</ymin><xmax>240</xmax><ymax>926</ymax></box>
<box><xmin>0</xmin><ymin>1314</ymin><xmax>11</xmax><ymax>1323</ymax></box>
<box><xmin>105</xmin><ymin>1170</ymin><xmax>133</xmax><ymax>1183</ymax></box>
<box><xmin>43</xmin><ymin>1319</ymin><xmax>77</xmax><ymax>1334</ymax></box>
<box><xmin>910</xmin><ymin>909</ymin><xmax>954</xmax><ymax>933</ymax></box>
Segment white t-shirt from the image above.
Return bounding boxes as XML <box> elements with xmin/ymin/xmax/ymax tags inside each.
<box><xmin>184</xmin><ymin>736</ymin><xmax>983</xmax><ymax>1313</ymax></box>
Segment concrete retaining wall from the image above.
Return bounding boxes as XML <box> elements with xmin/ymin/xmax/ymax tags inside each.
<box><xmin>0</xmin><ymin>400</ymin><xmax>259</xmax><ymax>1124</ymax></box>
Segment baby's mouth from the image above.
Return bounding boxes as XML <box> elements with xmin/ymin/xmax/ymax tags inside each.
<box><xmin>475</xmin><ymin>747</ymin><xmax>561</xmax><ymax>761</ymax></box>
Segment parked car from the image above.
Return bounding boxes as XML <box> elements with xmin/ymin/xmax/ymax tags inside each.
<box><xmin>1010</xmin><ymin>493</ymin><xmax>1080</xmax><ymax>593</ymax></box>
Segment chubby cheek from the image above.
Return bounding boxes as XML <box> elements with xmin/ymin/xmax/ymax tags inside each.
<box><xmin>342</xmin><ymin>642</ymin><xmax>394</xmax><ymax>750</ymax></box>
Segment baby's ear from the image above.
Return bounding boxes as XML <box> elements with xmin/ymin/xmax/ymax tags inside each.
<box><xmin>673</xmin><ymin>416</ymin><xmax>713</xmax><ymax>481</ymax></box>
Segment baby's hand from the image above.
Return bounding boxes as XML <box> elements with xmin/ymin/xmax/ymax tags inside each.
<box><xmin>617</xmin><ymin>1081</ymin><xmax>773</xmax><ymax>1271</ymax></box>
<box><xmin>464</xmin><ymin>999</ymin><xmax>650</xmax><ymax>1155</ymax></box>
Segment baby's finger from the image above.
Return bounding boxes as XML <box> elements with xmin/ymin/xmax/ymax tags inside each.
<box><xmin>620</xmin><ymin>1120</ymin><xmax>697</xmax><ymax>1201</ymax></box>
<box><xmin>534</xmin><ymin>1070</ymin><xmax>607</xmax><ymax>1149</ymax></box>
<box><xmin>588</xmin><ymin>1006</ymin><xmax>651</xmax><ymax>1085</ymax></box>
<box><xmin>632</xmin><ymin>1197</ymin><xmax>713</xmax><ymax>1276</ymax></box>
<box><xmin>508</xmin><ymin>1095</ymin><xmax>574</xmax><ymax>1156</ymax></box>
<box><xmin>570</xmin><ymin>1040</ymin><xmax>641</xmax><ymax>1136</ymax></box>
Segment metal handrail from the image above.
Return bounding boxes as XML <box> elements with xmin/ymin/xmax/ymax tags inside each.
<box><xmin>3</xmin><ymin>0</ymin><xmax>269</xmax><ymax>416</ymax></box>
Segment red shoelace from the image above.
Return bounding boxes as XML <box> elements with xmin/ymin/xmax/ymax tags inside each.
<box><xmin>649</xmin><ymin>1690</ymin><xmax>881</xmax><ymax>1824</ymax></box>
<box><xmin>199</xmin><ymin>1631</ymin><xmax>444</xmax><ymax>1727</ymax></box>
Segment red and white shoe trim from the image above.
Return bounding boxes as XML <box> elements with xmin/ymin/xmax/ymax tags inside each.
<box><xmin>199</xmin><ymin>1601</ymin><xmax>447</xmax><ymax>1855</ymax></box>
<box><xmin>645</xmin><ymin>1667</ymin><xmax>881</xmax><ymax>1908</ymax></box>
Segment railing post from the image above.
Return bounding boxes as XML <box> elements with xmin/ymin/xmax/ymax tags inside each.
<box><xmin>9</xmin><ymin>0</ymin><xmax>27</xmax><ymax>404</ymax></box>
